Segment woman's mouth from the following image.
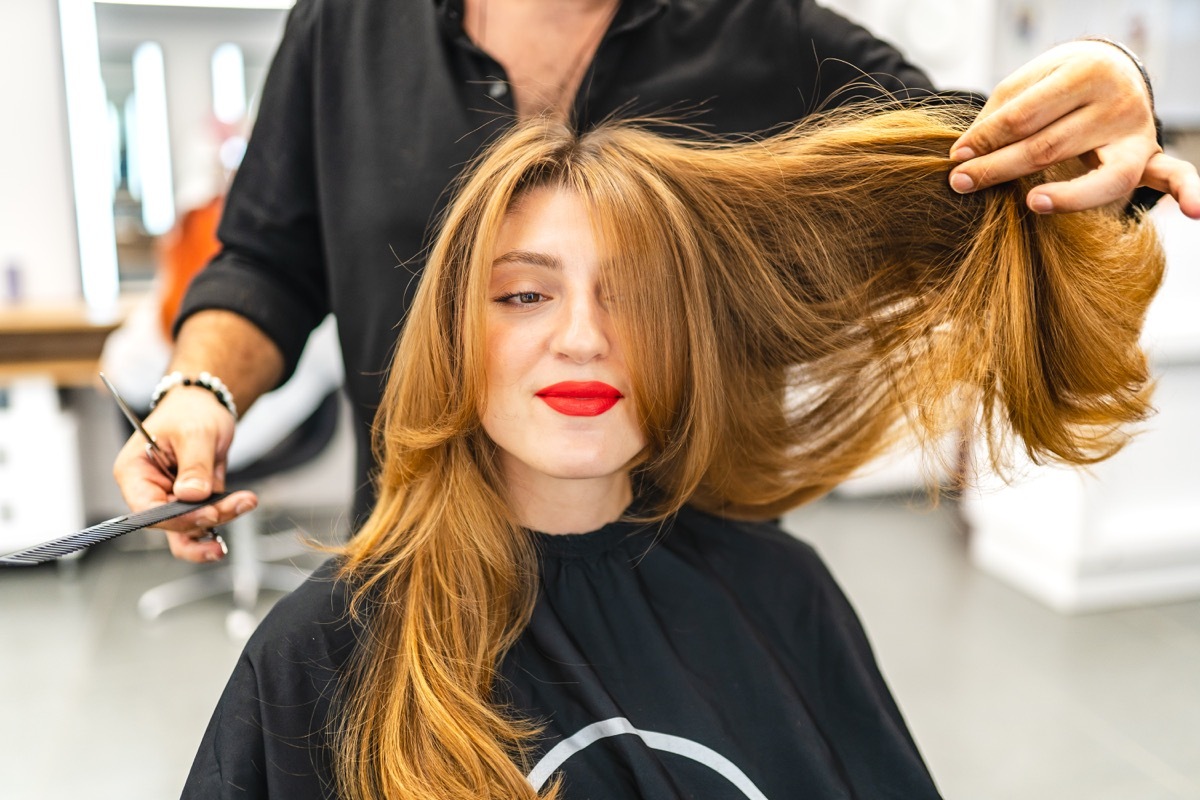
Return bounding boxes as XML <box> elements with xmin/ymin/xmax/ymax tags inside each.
<box><xmin>536</xmin><ymin>381</ymin><xmax>623</xmax><ymax>417</ymax></box>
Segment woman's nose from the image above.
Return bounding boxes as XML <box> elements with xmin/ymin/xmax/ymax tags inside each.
<box><xmin>550</xmin><ymin>294</ymin><xmax>610</xmax><ymax>363</ymax></box>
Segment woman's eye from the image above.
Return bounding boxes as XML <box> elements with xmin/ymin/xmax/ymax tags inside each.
<box><xmin>496</xmin><ymin>291</ymin><xmax>545</xmax><ymax>306</ymax></box>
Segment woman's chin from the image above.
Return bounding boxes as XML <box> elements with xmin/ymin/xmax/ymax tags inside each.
<box><xmin>536</xmin><ymin>459</ymin><xmax>630</xmax><ymax>482</ymax></box>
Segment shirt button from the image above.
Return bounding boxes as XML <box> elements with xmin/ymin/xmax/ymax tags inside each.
<box><xmin>487</xmin><ymin>81</ymin><xmax>509</xmax><ymax>99</ymax></box>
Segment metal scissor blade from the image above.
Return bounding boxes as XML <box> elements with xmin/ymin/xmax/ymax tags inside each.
<box><xmin>98</xmin><ymin>372</ymin><xmax>176</xmax><ymax>475</ymax></box>
<box><xmin>99</xmin><ymin>371</ymin><xmax>157</xmax><ymax>444</ymax></box>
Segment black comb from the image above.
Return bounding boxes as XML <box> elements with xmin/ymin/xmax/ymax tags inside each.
<box><xmin>0</xmin><ymin>493</ymin><xmax>229</xmax><ymax>566</ymax></box>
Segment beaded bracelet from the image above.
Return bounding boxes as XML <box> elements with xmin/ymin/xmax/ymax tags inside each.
<box><xmin>149</xmin><ymin>371</ymin><xmax>239</xmax><ymax>420</ymax></box>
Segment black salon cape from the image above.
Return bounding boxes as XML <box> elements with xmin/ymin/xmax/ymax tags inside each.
<box><xmin>183</xmin><ymin>506</ymin><xmax>942</xmax><ymax>799</ymax></box>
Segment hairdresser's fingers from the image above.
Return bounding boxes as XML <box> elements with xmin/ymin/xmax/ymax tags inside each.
<box><xmin>163</xmin><ymin>492</ymin><xmax>258</xmax><ymax>563</ymax></box>
<box><xmin>951</xmin><ymin>64</ymin><xmax>1087</xmax><ymax>163</ymax></box>
<box><xmin>114</xmin><ymin>426</ymin><xmax>255</xmax><ymax>562</ymax></box>
<box><xmin>143</xmin><ymin>385</ymin><xmax>236</xmax><ymax>500</ymax></box>
<box><xmin>111</xmin><ymin>383</ymin><xmax>255</xmax><ymax>562</ymax></box>
<box><xmin>112</xmin><ymin>426</ymin><xmax>229</xmax><ymax>537</ymax></box>
<box><xmin>950</xmin><ymin>107</ymin><xmax>1108</xmax><ymax>195</ymax></box>
<box><xmin>950</xmin><ymin>41</ymin><xmax>1154</xmax><ymax>206</ymax></box>
<box><xmin>214</xmin><ymin>460</ymin><xmax>227</xmax><ymax>493</ymax></box>
<box><xmin>1026</xmin><ymin>144</ymin><xmax>1200</xmax><ymax>215</ymax></box>
<box><xmin>1022</xmin><ymin>144</ymin><xmax>1152</xmax><ymax>214</ymax></box>
<box><xmin>130</xmin><ymin>486</ymin><xmax>256</xmax><ymax>540</ymax></box>
<box><xmin>165</xmin><ymin>491</ymin><xmax>258</xmax><ymax>535</ymax></box>
<box><xmin>952</xmin><ymin>40</ymin><xmax>1150</xmax><ymax>162</ymax></box>
<box><xmin>113</xmin><ymin>427</ymin><xmax>179</xmax><ymax>512</ymax></box>
<box><xmin>150</xmin><ymin>482</ymin><xmax>258</xmax><ymax>556</ymax></box>
<box><xmin>1141</xmin><ymin>152</ymin><xmax>1200</xmax><ymax>220</ymax></box>
<box><xmin>165</xmin><ymin>530</ymin><xmax>228</xmax><ymax>564</ymax></box>
<box><xmin>950</xmin><ymin>110</ymin><xmax>1162</xmax><ymax>213</ymax></box>
<box><xmin>159</xmin><ymin>400</ymin><xmax>256</xmax><ymax>552</ymax></box>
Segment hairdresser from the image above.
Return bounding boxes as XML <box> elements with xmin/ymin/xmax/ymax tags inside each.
<box><xmin>113</xmin><ymin>0</ymin><xmax>1200</xmax><ymax>563</ymax></box>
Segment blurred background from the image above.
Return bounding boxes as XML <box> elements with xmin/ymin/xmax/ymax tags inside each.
<box><xmin>0</xmin><ymin>1</ymin><xmax>1197</xmax><ymax>798</ymax></box>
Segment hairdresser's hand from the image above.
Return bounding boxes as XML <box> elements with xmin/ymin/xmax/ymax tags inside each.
<box><xmin>948</xmin><ymin>40</ymin><xmax>1200</xmax><ymax>219</ymax></box>
<box><xmin>112</xmin><ymin>387</ymin><xmax>257</xmax><ymax>563</ymax></box>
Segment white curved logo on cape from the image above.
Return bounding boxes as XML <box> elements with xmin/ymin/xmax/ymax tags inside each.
<box><xmin>526</xmin><ymin>717</ymin><xmax>770</xmax><ymax>800</ymax></box>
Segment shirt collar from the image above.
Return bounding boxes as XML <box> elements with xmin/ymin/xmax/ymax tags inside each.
<box><xmin>435</xmin><ymin>0</ymin><xmax>668</xmax><ymax>36</ymax></box>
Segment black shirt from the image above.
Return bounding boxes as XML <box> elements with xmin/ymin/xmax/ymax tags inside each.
<box><xmin>177</xmin><ymin>0</ymin><xmax>934</xmax><ymax>517</ymax></box>
<box><xmin>183</xmin><ymin>506</ymin><xmax>941</xmax><ymax>798</ymax></box>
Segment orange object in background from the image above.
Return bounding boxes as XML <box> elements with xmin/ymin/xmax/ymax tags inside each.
<box><xmin>157</xmin><ymin>196</ymin><xmax>223</xmax><ymax>340</ymax></box>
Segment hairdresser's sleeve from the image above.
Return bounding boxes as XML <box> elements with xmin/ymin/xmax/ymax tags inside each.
<box><xmin>795</xmin><ymin>0</ymin><xmax>937</xmax><ymax>105</ymax></box>
<box><xmin>175</xmin><ymin>0</ymin><xmax>330</xmax><ymax>385</ymax></box>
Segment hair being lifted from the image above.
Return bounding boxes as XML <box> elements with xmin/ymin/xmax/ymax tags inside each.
<box><xmin>329</xmin><ymin>102</ymin><xmax>1164</xmax><ymax>799</ymax></box>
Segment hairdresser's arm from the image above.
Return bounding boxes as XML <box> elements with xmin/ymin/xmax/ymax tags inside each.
<box><xmin>112</xmin><ymin>311</ymin><xmax>283</xmax><ymax>563</ymax></box>
<box><xmin>114</xmin><ymin>2</ymin><xmax>329</xmax><ymax>563</ymax></box>
<box><xmin>947</xmin><ymin>40</ymin><xmax>1200</xmax><ymax>219</ymax></box>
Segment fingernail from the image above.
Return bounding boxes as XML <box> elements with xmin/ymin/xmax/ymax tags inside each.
<box><xmin>950</xmin><ymin>146</ymin><xmax>975</xmax><ymax>162</ymax></box>
<box><xmin>235</xmin><ymin>499</ymin><xmax>255</xmax><ymax>516</ymax></box>
<box><xmin>950</xmin><ymin>172</ymin><xmax>975</xmax><ymax>193</ymax></box>
<box><xmin>205</xmin><ymin>551</ymin><xmax>222</xmax><ymax>562</ymax></box>
<box><xmin>179</xmin><ymin>478</ymin><xmax>208</xmax><ymax>494</ymax></box>
<box><xmin>1030</xmin><ymin>194</ymin><xmax>1054</xmax><ymax>214</ymax></box>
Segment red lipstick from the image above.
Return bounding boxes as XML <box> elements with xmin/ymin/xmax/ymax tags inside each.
<box><xmin>536</xmin><ymin>381</ymin><xmax>622</xmax><ymax>417</ymax></box>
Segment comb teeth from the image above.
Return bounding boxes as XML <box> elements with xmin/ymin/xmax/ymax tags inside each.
<box><xmin>1</xmin><ymin>519</ymin><xmax>134</xmax><ymax>564</ymax></box>
<box><xmin>0</xmin><ymin>494</ymin><xmax>230</xmax><ymax>566</ymax></box>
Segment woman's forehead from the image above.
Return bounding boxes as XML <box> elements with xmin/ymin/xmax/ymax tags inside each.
<box><xmin>493</xmin><ymin>187</ymin><xmax>599</xmax><ymax>262</ymax></box>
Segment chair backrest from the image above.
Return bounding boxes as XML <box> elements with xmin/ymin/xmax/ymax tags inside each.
<box><xmin>227</xmin><ymin>390</ymin><xmax>341</xmax><ymax>484</ymax></box>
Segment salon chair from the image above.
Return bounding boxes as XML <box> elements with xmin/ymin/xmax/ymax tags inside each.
<box><xmin>104</xmin><ymin>314</ymin><xmax>350</xmax><ymax>637</ymax></box>
<box><xmin>135</xmin><ymin>389</ymin><xmax>344</xmax><ymax>636</ymax></box>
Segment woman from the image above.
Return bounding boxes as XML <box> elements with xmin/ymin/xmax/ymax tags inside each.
<box><xmin>183</xmin><ymin>104</ymin><xmax>1163</xmax><ymax>799</ymax></box>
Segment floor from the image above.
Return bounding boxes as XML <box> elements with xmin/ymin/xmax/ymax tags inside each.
<box><xmin>788</xmin><ymin>497</ymin><xmax>1200</xmax><ymax>800</ymax></box>
<box><xmin>1</xmin><ymin>497</ymin><xmax>1198</xmax><ymax>800</ymax></box>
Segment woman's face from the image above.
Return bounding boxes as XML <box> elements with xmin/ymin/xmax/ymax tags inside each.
<box><xmin>481</xmin><ymin>186</ymin><xmax>646</xmax><ymax>501</ymax></box>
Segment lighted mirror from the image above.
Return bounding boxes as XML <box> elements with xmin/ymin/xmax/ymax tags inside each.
<box><xmin>63</xmin><ymin>0</ymin><xmax>289</xmax><ymax>303</ymax></box>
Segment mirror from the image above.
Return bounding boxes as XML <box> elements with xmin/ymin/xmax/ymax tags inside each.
<box><xmin>89</xmin><ymin>1</ymin><xmax>288</xmax><ymax>289</ymax></box>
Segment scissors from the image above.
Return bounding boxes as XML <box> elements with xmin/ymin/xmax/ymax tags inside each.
<box><xmin>99</xmin><ymin>372</ymin><xmax>227</xmax><ymax>555</ymax></box>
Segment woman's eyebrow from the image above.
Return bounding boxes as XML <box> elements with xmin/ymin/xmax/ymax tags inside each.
<box><xmin>491</xmin><ymin>250</ymin><xmax>562</xmax><ymax>270</ymax></box>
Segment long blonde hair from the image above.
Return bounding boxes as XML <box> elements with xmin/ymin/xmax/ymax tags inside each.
<box><xmin>331</xmin><ymin>104</ymin><xmax>1164</xmax><ymax>798</ymax></box>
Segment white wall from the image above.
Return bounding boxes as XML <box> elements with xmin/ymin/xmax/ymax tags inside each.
<box><xmin>0</xmin><ymin>1</ymin><xmax>81</xmax><ymax>302</ymax></box>
<box><xmin>818</xmin><ymin>0</ymin><xmax>999</xmax><ymax>93</ymax></box>
<box><xmin>823</xmin><ymin>0</ymin><xmax>1199</xmax><ymax>127</ymax></box>
<box><xmin>990</xmin><ymin>0</ymin><xmax>1198</xmax><ymax>127</ymax></box>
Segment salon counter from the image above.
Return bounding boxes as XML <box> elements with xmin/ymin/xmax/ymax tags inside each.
<box><xmin>0</xmin><ymin>298</ymin><xmax>131</xmax><ymax>556</ymax></box>
<box><xmin>0</xmin><ymin>299</ymin><xmax>127</xmax><ymax>386</ymax></box>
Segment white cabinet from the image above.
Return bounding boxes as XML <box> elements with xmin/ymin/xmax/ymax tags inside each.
<box><xmin>965</xmin><ymin>201</ymin><xmax>1200</xmax><ymax>612</ymax></box>
<box><xmin>0</xmin><ymin>376</ymin><xmax>85</xmax><ymax>558</ymax></box>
